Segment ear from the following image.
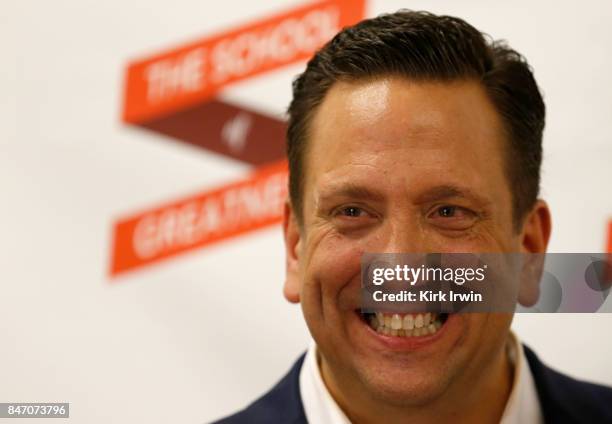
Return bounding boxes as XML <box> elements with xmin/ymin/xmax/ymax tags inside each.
<box><xmin>283</xmin><ymin>200</ymin><xmax>302</xmax><ymax>303</ymax></box>
<box><xmin>520</xmin><ymin>199</ymin><xmax>552</xmax><ymax>254</ymax></box>
<box><xmin>518</xmin><ymin>200</ymin><xmax>552</xmax><ymax>306</ymax></box>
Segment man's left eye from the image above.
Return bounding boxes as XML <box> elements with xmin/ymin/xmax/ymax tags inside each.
<box><xmin>438</xmin><ymin>206</ymin><xmax>457</xmax><ymax>218</ymax></box>
<box><xmin>437</xmin><ymin>205</ymin><xmax>472</xmax><ymax>218</ymax></box>
<box><xmin>435</xmin><ymin>205</ymin><xmax>474</xmax><ymax>218</ymax></box>
<box><xmin>429</xmin><ymin>205</ymin><xmax>477</xmax><ymax>229</ymax></box>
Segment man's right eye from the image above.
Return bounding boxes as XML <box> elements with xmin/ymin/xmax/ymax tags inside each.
<box><xmin>340</xmin><ymin>206</ymin><xmax>364</xmax><ymax>217</ymax></box>
<box><xmin>335</xmin><ymin>206</ymin><xmax>371</xmax><ymax>218</ymax></box>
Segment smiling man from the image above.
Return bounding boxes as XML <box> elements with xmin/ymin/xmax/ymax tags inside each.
<box><xmin>215</xmin><ymin>10</ymin><xmax>612</xmax><ymax>424</ymax></box>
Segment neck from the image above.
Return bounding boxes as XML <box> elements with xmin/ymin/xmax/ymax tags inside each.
<box><xmin>319</xmin><ymin>340</ymin><xmax>514</xmax><ymax>424</ymax></box>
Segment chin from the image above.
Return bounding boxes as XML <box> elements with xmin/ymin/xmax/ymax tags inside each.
<box><xmin>354</xmin><ymin>353</ymin><xmax>456</xmax><ymax>407</ymax></box>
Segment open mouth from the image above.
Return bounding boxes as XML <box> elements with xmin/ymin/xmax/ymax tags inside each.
<box><xmin>359</xmin><ymin>311</ymin><xmax>449</xmax><ymax>337</ymax></box>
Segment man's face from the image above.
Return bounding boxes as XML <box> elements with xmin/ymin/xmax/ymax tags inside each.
<box><xmin>284</xmin><ymin>77</ymin><xmax>525</xmax><ymax>405</ymax></box>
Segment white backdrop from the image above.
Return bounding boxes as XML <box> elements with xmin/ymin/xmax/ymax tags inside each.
<box><xmin>1</xmin><ymin>1</ymin><xmax>611</xmax><ymax>423</ymax></box>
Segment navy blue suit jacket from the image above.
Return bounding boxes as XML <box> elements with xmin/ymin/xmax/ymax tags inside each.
<box><xmin>214</xmin><ymin>345</ymin><xmax>612</xmax><ymax>423</ymax></box>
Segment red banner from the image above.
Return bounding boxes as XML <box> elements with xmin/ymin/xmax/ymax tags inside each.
<box><xmin>110</xmin><ymin>161</ymin><xmax>288</xmax><ymax>276</ymax></box>
<box><xmin>123</xmin><ymin>0</ymin><xmax>365</xmax><ymax>124</ymax></box>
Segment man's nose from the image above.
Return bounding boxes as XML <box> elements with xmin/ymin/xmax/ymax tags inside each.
<box><xmin>381</xmin><ymin>218</ymin><xmax>428</xmax><ymax>254</ymax></box>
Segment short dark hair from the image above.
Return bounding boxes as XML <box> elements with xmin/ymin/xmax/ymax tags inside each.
<box><xmin>286</xmin><ymin>10</ymin><xmax>545</xmax><ymax>230</ymax></box>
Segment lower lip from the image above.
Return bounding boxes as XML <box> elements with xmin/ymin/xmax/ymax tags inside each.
<box><xmin>358</xmin><ymin>312</ymin><xmax>456</xmax><ymax>351</ymax></box>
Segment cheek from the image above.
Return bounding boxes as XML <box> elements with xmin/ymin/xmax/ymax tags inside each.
<box><xmin>466</xmin><ymin>313</ymin><xmax>513</xmax><ymax>350</ymax></box>
<box><xmin>301</xmin><ymin>232</ymin><xmax>365</xmax><ymax>310</ymax></box>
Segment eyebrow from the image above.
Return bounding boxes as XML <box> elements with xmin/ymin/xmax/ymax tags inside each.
<box><xmin>316</xmin><ymin>182</ymin><xmax>386</xmax><ymax>204</ymax></box>
<box><xmin>316</xmin><ymin>182</ymin><xmax>492</xmax><ymax>207</ymax></box>
<box><xmin>413</xmin><ymin>184</ymin><xmax>493</xmax><ymax>207</ymax></box>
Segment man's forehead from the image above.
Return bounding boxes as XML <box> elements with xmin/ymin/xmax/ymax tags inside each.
<box><xmin>312</xmin><ymin>78</ymin><xmax>446</xmax><ymax>143</ymax></box>
<box><xmin>308</xmin><ymin>77</ymin><xmax>505</xmax><ymax>157</ymax></box>
<box><xmin>301</xmin><ymin>76</ymin><xmax>510</xmax><ymax>210</ymax></box>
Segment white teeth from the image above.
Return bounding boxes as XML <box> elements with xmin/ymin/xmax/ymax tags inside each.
<box><xmin>403</xmin><ymin>315</ymin><xmax>414</xmax><ymax>330</ymax></box>
<box><xmin>368</xmin><ymin>313</ymin><xmax>445</xmax><ymax>338</ymax></box>
<box><xmin>414</xmin><ymin>314</ymin><xmax>423</xmax><ymax>328</ymax></box>
<box><xmin>391</xmin><ymin>314</ymin><xmax>402</xmax><ymax>330</ymax></box>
